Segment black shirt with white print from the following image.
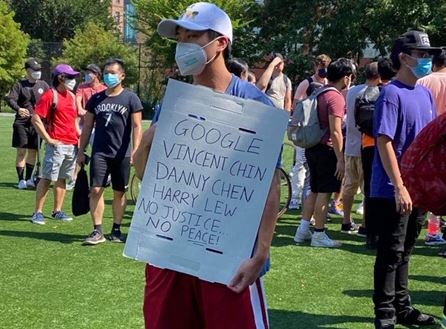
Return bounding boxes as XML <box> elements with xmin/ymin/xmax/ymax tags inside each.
<box><xmin>5</xmin><ymin>79</ymin><xmax>49</xmax><ymax>121</ymax></box>
<box><xmin>86</xmin><ymin>88</ymin><xmax>143</xmax><ymax>158</ymax></box>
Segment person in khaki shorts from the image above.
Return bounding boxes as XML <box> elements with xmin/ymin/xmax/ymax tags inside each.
<box><xmin>342</xmin><ymin>62</ymin><xmax>380</xmax><ymax>234</ymax></box>
<box><xmin>30</xmin><ymin>64</ymin><xmax>81</xmax><ymax>225</ymax></box>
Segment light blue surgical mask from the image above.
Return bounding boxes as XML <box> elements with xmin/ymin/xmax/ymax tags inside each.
<box><xmin>103</xmin><ymin>73</ymin><xmax>121</xmax><ymax>88</ymax></box>
<box><xmin>84</xmin><ymin>73</ymin><xmax>93</xmax><ymax>84</ymax></box>
<box><xmin>408</xmin><ymin>56</ymin><xmax>432</xmax><ymax>79</ymax></box>
<box><xmin>175</xmin><ymin>38</ymin><xmax>221</xmax><ymax>76</ymax></box>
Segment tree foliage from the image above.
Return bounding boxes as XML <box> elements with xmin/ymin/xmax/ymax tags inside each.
<box><xmin>0</xmin><ymin>0</ymin><xmax>30</xmax><ymax>101</ymax></box>
<box><xmin>55</xmin><ymin>21</ymin><xmax>139</xmax><ymax>86</ymax></box>
<box><xmin>259</xmin><ymin>0</ymin><xmax>446</xmax><ymax>82</ymax></box>
<box><xmin>9</xmin><ymin>0</ymin><xmax>114</xmax><ymax>42</ymax></box>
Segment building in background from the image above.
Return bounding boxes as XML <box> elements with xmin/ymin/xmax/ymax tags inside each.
<box><xmin>110</xmin><ymin>0</ymin><xmax>137</xmax><ymax>43</ymax></box>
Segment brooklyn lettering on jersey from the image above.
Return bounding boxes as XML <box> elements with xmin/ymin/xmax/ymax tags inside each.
<box><xmin>94</xmin><ymin>103</ymin><xmax>128</xmax><ymax>115</ymax></box>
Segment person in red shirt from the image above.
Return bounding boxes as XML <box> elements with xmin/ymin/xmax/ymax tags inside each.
<box><xmin>30</xmin><ymin>64</ymin><xmax>80</xmax><ymax>224</ymax></box>
<box><xmin>75</xmin><ymin>64</ymin><xmax>107</xmax><ymax>118</ymax></box>
<box><xmin>294</xmin><ymin>58</ymin><xmax>353</xmax><ymax>248</ymax></box>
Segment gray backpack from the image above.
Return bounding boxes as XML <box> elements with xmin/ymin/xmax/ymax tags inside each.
<box><xmin>287</xmin><ymin>86</ymin><xmax>337</xmax><ymax>148</ymax></box>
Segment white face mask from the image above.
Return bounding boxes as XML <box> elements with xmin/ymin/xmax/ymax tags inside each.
<box><xmin>175</xmin><ymin>38</ymin><xmax>220</xmax><ymax>76</ymax></box>
<box><xmin>64</xmin><ymin>78</ymin><xmax>76</xmax><ymax>91</ymax></box>
<box><xmin>31</xmin><ymin>71</ymin><xmax>41</xmax><ymax>80</ymax></box>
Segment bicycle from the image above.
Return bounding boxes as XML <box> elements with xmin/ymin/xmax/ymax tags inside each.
<box><xmin>276</xmin><ymin>141</ymin><xmax>295</xmax><ymax>218</ymax></box>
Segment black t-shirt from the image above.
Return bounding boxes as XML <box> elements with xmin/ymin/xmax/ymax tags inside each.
<box><xmin>86</xmin><ymin>88</ymin><xmax>143</xmax><ymax>158</ymax></box>
<box><xmin>5</xmin><ymin>79</ymin><xmax>50</xmax><ymax>121</ymax></box>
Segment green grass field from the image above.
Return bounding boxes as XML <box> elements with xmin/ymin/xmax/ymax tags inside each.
<box><xmin>0</xmin><ymin>115</ymin><xmax>444</xmax><ymax>329</ymax></box>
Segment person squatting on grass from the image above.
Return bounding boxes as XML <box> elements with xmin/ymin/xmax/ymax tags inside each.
<box><xmin>30</xmin><ymin>64</ymin><xmax>81</xmax><ymax>224</ymax></box>
<box><xmin>133</xmin><ymin>2</ymin><xmax>281</xmax><ymax>328</ymax></box>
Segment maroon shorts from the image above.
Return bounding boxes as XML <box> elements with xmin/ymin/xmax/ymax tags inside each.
<box><xmin>143</xmin><ymin>264</ymin><xmax>269</xmax><ymax>329</ymax></box>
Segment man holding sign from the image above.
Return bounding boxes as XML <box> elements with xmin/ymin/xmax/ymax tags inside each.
<box><xmin>133</xmin><ymin>3</ymin><xmax>282</xmax><ymax>329</ymax></box>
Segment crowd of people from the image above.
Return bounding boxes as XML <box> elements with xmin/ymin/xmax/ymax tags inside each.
<box><xmin>5</xmin><ymin>58</ymin><xmax>143</xmax><ymax>244</ymax></box>
<box><xmin>4</xmin><ymin>1</ymin><xmax>445</xmax><ymax>329</ymax></box>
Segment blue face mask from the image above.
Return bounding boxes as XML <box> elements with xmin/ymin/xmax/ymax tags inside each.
<box><xmin>84</xmin><ymin>73</ymin><xmax>93</xmax><ymax>84</ymax></box>
<box><xmin>103</xmin><ymin>73</ymin><xmax>121</xmax><ymax>88</ymax></box>
<box><xmin>409</xmin><ymin>57</ymin><xmax>432</xmax><ymax>79</ymax></box>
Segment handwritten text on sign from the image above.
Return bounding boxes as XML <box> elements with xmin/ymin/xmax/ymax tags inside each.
<box><xmin>138</xmin><ymin>117</ymin><xmax>266</xmax><ymax>249</ymax></box>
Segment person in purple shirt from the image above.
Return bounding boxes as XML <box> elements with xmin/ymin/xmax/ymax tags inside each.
<box><xmin>370</xmin><ymin>31</ymin><xmax>439</xmax><ymax>329</ymax></box>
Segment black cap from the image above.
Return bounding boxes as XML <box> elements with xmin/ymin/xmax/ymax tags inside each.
<box><xmin>84</xmin><ymin>64</ymin><xmax>102</xmax><ymax>77</ymax></box>
<box><xmin>391</xmin><ymin>31</ymin><xmax>442</xmax><ymax>57</ymax></box>
<box><xmin>24</xmin><ymin>58</ymin><xmax>41</xmax><ymax>71</ymax></box>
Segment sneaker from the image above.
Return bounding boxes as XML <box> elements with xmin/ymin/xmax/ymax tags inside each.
<box><xmin>26</xmin><ymin>179</ymin><xmax>36</xmax><ymax>188</ymax></box>
<box><xmin>439</xmin><ymin>248</ymin><xmax>446</xmax><ymax>258</ymax></box>
<box><xmin>341</xmin><ymin>221</ymin><xmax>360</xmax><ymax>234</ymax></box>
<box><xmin>356</xmin><ymin>202</ymin><xmax>364</xmax><ymax>215</ymax></box>
<box><xmin>328</xmin><ymin>201</ymin><xmax>344</xmax><ymax>217</ymax></box>
<box><xmin>397</xmin><ymin>308</ymin><xmax>435</xmax><ymax>326</ymax></box>
<box><xmin>51</xmin><ymin>210</ymin><xmax>73</xmax><ymax>222</ymax></box>
<box><xmin>294</xmin><ymin>226</ymin><xmax>312</xmax><ymax>243</ymax></box>
<box><xmin>83</xmin><ymin>230</ymin><xmax>106</xmax><ymax>245</ymax></box>
<box><xmin>311</xmin><ymin>231</ymin><xmax>341</xmax><ymax>248</ymax></box>
<box><xmin>31</xmin><ymin>212</ymin><xmax>45</xmax><ymax>225</ymax></box>
<box><xmin>425</xmin><ymin>233</ymin><xmax>446</xmax><ymax>246</ymax></box>
<box><xmin>357</xmin><ymin>226</ymin><xmax>367</xmax><ymax>237</ymax></box>
<box><xmin>109</xmin><ymin>230</ymin><xmax>124</xmax><ymax>243</ymax></box>
<box><xmin>288</xmin><ymin>199</ymin><xmax>300</xmax><ymax>210</ymax></box>
<box><xmin>18</xmin><ymin>179</ymin><xmax>27</xmax><ymax>189</ymax></box>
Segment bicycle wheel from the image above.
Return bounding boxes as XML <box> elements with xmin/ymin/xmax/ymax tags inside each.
<box><xmin>277</xmin><ymin>167</ymin><xmax>291</xmax><ymax>218</ymax></box>
<box><xmin>129</xmin><ymin>174</ymin><xmax>141</xmax><ymax>204</ymax></box>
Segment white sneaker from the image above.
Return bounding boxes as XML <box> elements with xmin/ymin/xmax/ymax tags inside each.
<box><xmin>26</xmin><ymin>179</ymin><xmax>36</xmax><ymax>188</ymax></box>
<box><xmin>18</xmin><ymin>180</ymin><xmax>27</xmax><ymax>189</ymax></box>
<box><xmin>311</xmin><ymin>231</ymin><xmax>341</xmax><ymax>248</ymax></box>
<box><xmin>289</xmin><ymin>199</ymin><xmax>301</xmax><ymax>210</ymax></box>
<box><xmin>294</xmin><ymin>226</ymin><xmax>312</xmax><ymax>243</ymax></box>
<box><xmin>356</xmin><ymin>202</ymin><xmax>364</xmax><ymax>215</ymax></box>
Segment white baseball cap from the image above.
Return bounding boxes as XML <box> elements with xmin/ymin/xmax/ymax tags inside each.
<box><xmin>157</xmin><ymin>2</ymin><xmax>233</xmax><ymax>43</ymax></box>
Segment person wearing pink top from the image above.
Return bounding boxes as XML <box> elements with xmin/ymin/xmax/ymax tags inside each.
<box><xmin>418</xmin><ymin>49</ymin><xmax>446</xmax><ymax>115</ymax></box>
<box><xmin>75</xmin><ymin>64</ymin><xmax>107</xmax><ymax>117</ymax></box>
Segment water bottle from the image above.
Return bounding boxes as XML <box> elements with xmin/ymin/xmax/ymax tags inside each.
<box><xmin>427</xmin><ymin>213</ymin><xmax>440</xmax><ymax>236</ymax></box>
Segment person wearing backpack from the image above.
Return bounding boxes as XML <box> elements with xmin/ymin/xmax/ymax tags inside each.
<box><xmin>342</xmin><ymin>62</ymin><xmax>380</xmax><ymax>235</ymax></box>
<box><xmin>293</xmin><ymin>58</ymin><xmax>353</xmax><ymax>248</ymax></box>
<box><xmin>371</xmin><ymin>31</ymin><xmax>439</xmax><ymax>329</ymax></box>
<box><xmin>289</xmin><ymin>54</ymin><xmax>332</xmax><ymax>210</ymax></box>
<box><xmin>30</xmin><ymin>64</ymin><xmax>81</xmax><ymax>224</ymax></box>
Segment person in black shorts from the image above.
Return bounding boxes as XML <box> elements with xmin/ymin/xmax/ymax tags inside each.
<box><xmin>5</xmin><ymin>58</ymin><xmax>49</xmax><ymax>189</ymax></box>
<box><xmin>77</xmin><ymin>58</ymin><xmax>143</xmax><ymax>245</ymax></box>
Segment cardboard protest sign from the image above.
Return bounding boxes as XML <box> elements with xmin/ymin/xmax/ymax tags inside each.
<box><xmin>124</xmin><ymin>79</ymin><xmax>288</xmax><ymax>284</ymax></box>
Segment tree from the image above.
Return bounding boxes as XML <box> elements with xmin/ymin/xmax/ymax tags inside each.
<box><xmin>0</xmin><ymin>0</ymin><xmax>29</xmax><ymax>109</ymax></box>
<box><xmin>258</xmin><ymin>0</ymin><xmax>446</xmax><ymax>83</ymax></box>
<box><xmin>9</xmin><ymin>0</ymin><xmax>114</xmax><ymax>42</ymax></box>
<box><xmin>55</xmin><ymin>21</ymin><xmax>138</xmax><ymax>86</ymax></box>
